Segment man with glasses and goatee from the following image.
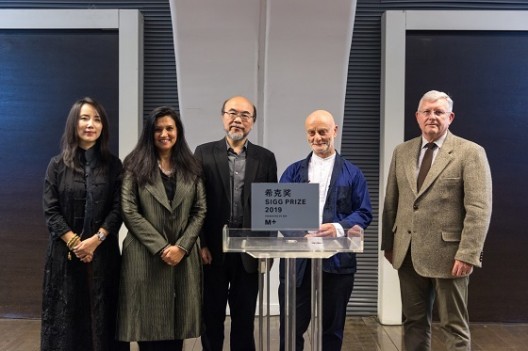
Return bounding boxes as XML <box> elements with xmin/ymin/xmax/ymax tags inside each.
<box><xmin>195</xmin><ymin>96</ymin><xmax>277</xmax><ymax>351</ymax></box>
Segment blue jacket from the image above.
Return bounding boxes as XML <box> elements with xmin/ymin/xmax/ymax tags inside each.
<box><xmin>280</xmin><ymin>152</ymin><xmax>372</xmax><ymax>284</ymax></box>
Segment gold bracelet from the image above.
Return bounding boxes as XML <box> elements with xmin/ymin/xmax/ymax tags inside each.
<box><xmin>66</xmin><ymin>237</ymin><xmax>74</xmax><ymax>249</ymax></box>
<box><xmin>70</xmin><ymin>236</ymin><xmax>80</xmax><ymax>249</ymax></box>
<box><xmin>66</xmin><ymin>234</ymin><xmax>81</xmax><ymax>260</ymax></box>
<box><xmin>67</xmin><ymin>234</ymin><xmax>76</xmax><ymax>246</ymax></box>
<box><xmin>66</xmin><ymin>235</ymin><xmax>80</xmax><ymax>250</ymax></box>
<box><xmin>66</xmin><ymin>237</ymin><xmax>75</xmax><ymax>249</ymax></box>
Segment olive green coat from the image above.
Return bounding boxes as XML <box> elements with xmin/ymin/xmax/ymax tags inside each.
<box><xmin>117</xmin><ymin>171</ymin><xmax>206</xmax><ymax>341</ymax></box>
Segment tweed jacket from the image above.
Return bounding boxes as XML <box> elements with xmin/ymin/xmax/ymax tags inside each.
<box><xmin>117</xmin><ymin>170</ymin><xmax>206</xmax><ymax>341</ymax></box>
<box><xmin>381</xmin><ymin>131</ymin><xmax>492</xmax><ymax>278</ymax></box>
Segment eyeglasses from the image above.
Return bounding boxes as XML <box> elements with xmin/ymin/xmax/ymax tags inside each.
<box><xmin>418</xmin><ymin>110</ymin><xmax>452</xmax><ymax>117</ymax></box>
<box><xmin>223</xmin><ymin>110</ymin><xmax>254</xmax><ymax>121</ymax></box>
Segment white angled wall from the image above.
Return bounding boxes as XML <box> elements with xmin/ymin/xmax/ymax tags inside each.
<box><xmin>170</xmin><ymin>0</ymin><xmax>357</xmax><ymax>315</ymax></box>
<box><xmin>170</xmin><ymin>0</ymin><xmax>262</xmax><ymax>150</ymax></box>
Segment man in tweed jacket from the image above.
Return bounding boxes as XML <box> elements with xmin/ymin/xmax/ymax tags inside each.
<box><xmin>381</xmin><ymin>90</ymin><xmax>492</xmax><ymax>351</ymax></box>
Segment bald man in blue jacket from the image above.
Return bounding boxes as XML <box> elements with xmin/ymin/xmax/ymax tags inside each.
<box><xmin>278</xmin><ymin>110</ymin><xmax>372</xmax><ymax>350</ymax></box>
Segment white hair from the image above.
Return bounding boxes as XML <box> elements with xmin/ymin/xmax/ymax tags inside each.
<box><xmin>418</xmin><ymin>90</ymin><xmax>454</xmax><ymax>111</ymax></box>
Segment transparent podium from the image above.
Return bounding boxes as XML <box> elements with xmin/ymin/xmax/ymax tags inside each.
<box><xmin>222</xmin><ymin>226</ymin><xmax>364</xmax><ymax>351</ymax></box>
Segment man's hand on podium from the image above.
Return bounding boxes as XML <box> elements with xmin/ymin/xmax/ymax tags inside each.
<box><xmin>347</xmin><ymin>225</ymin><xmax>364</xmax><ymax>238</ymax></box>
<box><xmin>305</xmin><ymin>223</ymin><xmax>337</xmax><ymax>238</ymax></box>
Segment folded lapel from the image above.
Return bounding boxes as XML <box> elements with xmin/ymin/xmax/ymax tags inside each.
<box><xmin>244</xmin><ymin>142</ymin><xmax>259</xmax><ymax>205</ymax></box>
<box><xmin>324</xmin><ymin>153</ymin><xmax>342</xmax><ymax>206</ymax></box>
<box><xmin>145</xmin><ymin>171</ymin><xmax>172</xmax><ymax>211</ymax></box>
<box><xmin>170</xmin><ymin>175</ymin><xmax>191</xmax><ymax>211</ymax></box>
<box><xmin>405</xmin><ymin>138</ymin><xmax>422</xmax><ymax>195</ymax></box>
<box><xmin>213</xmin><ymin>140</ymin><xmax>231</xmax><ymax>202</ymax></box>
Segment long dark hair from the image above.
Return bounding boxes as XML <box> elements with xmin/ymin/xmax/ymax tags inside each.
<box><xmin>123</xmin><ymin>106</ymin><xmax>201</xmax><ymax>186</ymax></box>
<box><xmin>60</xmin><ymin>97</ymin><xmax>111</xmax><ymax>171</ymax></box>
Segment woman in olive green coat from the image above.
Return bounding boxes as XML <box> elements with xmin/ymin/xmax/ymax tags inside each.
<box><xmin>117</xmin><ymin>106</ymin><xmax>206</xmax><ymax>351</ymax></box>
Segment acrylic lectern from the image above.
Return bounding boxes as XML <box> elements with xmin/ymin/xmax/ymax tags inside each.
<box><xmin>222</xmin><ymin>226</ymin><xmax>363</xmax><ymax>351</ymax></box>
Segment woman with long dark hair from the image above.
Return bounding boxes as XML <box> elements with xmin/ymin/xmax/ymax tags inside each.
<box><xmin>117</xmin><ymin>106</ymin><xmax>206</xmax><ymax>350</ymax></box>
<box><xmin>41</xmin><ymin>97</ymin><xmax>124</xmax><ymax>351</ymax></box>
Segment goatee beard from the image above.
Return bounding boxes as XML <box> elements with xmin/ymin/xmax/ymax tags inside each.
<box><xmin>228</xmin><ymin>131</ymin><xmax>245</xmax><ymax>141</ymax></box>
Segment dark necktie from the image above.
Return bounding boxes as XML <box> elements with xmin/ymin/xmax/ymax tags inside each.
<box><xmin>417</xmin><ymin>142</ymin><xmax>437</xmax><ymax>191</ymax></box>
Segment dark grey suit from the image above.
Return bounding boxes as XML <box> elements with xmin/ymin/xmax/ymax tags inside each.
<box><xmin>195</xmin><ymin>138</ymin><xmax>277</xmax><ymax>351</ymax></box>
<box><xmin>382</xmin><ymin>131</ymin><xmax>492</xmax><ymax>350</ymax></box>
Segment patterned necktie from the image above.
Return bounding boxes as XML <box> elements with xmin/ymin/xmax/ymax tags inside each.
<box><xmin>417</xmin><ymin>142</ymin><xmax>437</xmax><ymax>191</ymax></box>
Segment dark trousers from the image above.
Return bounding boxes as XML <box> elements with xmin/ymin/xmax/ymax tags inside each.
<box><xmin>278</xmin><ymin>262</ymin><xmax>355</xmax><ymax>351</ymax></box>
<box><xmin>137</xmin><ymin>340</ymin><xmax>182</xmax><ymax>351</ymax></box>
<box><xmin>201</xmin><ymin>253</ymin><xmax>259</xmax><ymax>351</ymax></box>
<box><xmin>399</xmin><ymin>251</ymin><xmax>471</xmax><ymax>351</ymax></box>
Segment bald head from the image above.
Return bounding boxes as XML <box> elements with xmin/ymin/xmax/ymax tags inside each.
<box><xmin>305</xmin><ymin>110</ymin><xmax>338</xmax><ymax>158</ymax></box>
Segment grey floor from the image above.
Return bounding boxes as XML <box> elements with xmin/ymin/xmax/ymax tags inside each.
<box><xmin>1</xmin><ymin>316</ymin><xmax>528</xmax><ymax>350</ymax></box>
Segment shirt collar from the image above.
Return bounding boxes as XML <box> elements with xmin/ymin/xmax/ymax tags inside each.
<box><xmin>311</xmin><ymin>152</ymin><xmax>337</xmax><ymax>163</ymax></box>
<box><xmin>225</xmin><ymin>139</ymin><xmax>248</xmax><ymax>152</ymax></box>
<box><xmin>422</xmin><ymin>131</ymin><xmax>448</xmax><ymax>149</ymax></box>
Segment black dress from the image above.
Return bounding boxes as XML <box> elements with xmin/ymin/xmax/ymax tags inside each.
<box><xmin>41</xmin><ymin>148</ymin><xmax>123</xmax><ymax>351</ymax></box>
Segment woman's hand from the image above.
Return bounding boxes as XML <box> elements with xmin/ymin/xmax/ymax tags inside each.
<box><xmin>73</xmin><ymin>235</ymin><xmax>101</xmax><ymax>263</ymax></box>
<box><xmin>161</xmin><ymin>245</ymin><xmax>186</xmax><ymax>266</ymax></box>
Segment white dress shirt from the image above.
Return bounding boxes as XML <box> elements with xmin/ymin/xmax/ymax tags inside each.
<box><xmin>308</xmin><ymin>152</ymin><xmax>345</xmax><ymax>237</ymax></box>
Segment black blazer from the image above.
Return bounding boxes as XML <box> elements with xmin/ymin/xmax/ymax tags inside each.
<box><xmin>195</xmin><ymin>138</ymin><xmax>278</xmax><ymax>272</ymax></box>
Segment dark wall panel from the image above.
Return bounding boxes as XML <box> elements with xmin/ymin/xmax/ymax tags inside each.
<box><xmin>405</xmin><ymin>31</ymin><xmax>528</xmax><ymax>322</ymax></box>
<box><xmin>0</xmin><ymin>29</ymin><xmax>118</xmax><ymax>318</ymax></box>
<box><xmin>0</xmin><ymin>0</ymin><xmax>177</xmax><ymax>120</ymax></box>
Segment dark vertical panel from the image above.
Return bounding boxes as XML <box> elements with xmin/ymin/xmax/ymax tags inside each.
<box><xmin>0</xmin><ymin>0</ymin><xmax>178</xmax><ymax>118</ymax></box>
<box><xmin>342</xmin><ymin>0</ymin><xmax>383</xmax><ymax>317</ymax></box>
<box><xmin>0</xmin><ymin>29</ymin><xmax>118</xmax><ymax>318</ymax></box>
<box><xmin>405</xmin><ymin>31</ymin><xmax>528</xmax><ymax>322</ymax></box>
